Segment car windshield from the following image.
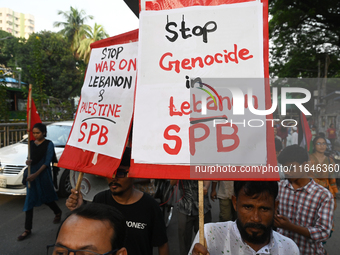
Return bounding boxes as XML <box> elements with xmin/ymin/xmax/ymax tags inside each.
<box><xmin>21</xmin><ymin>124</ymin><xmax>72</xmax><ymax>147</ymax></box>
<box><xmin>46</xmin><ymin>125</ymin><xmax>72</xmax><ymax>147</ymax></box>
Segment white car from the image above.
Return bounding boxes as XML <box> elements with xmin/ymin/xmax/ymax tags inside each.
<box><xmin>0</xmin><ymin>121</ymin><xmax>73</xmax><ymax>197</ymax></box>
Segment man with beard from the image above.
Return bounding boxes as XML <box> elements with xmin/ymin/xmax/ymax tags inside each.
<box><xmin>189</xmin><ymin>181</ymin><xmax>299</xmax><ymax>255</ymax></box>
<box><xmin>65</xmin><ymin>148</ymin><xmax>169</xmax><ymax>255</ymax></box>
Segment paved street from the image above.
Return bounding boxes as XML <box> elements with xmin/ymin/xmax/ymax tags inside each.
<box><xmin>0</xmin><ymin>190</ymin><xmax>339</xmax><ymax>254</ymax></box>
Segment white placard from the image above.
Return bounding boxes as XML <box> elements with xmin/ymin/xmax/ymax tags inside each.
<box><xmin>133</xmin><ymin>2</ymin><xmax>267</xmax><ymax>165</ymax></box>
<box><xmin>67</xmin><ymin>42</ymin><xmax>138</xmax><ymax>158</ymax></box>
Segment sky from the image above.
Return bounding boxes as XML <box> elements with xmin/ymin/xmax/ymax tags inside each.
<box><xmin>3</xmin><ymin>0</ymin><xmax>139</xmax><ymax>37</ymax></box>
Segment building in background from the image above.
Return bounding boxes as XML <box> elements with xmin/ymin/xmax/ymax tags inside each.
<box><xmin>0</xmin><ymin>7</ymin><xmax>34</xmax><ymax>39</ymax></box>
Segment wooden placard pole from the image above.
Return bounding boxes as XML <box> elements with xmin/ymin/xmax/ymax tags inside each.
<box><xmin>198</xmin><ymin>180</ymin><xmax>205</xmax><ymax>247</ymax></box>
<box><xmin>75</xmin><ymin>172</ymin><xmax>84</xmax><ymax>191</ymax></box>
<box><xmin>27</xmin><ymin>84</ymin><xmax>32</xmax><ymax>189</ymax></box>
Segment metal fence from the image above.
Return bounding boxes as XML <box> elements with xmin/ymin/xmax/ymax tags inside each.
<box><xmin>0</xmin><ymin>122</ymin><xmax>51</xmax><ymax>148</ymax></box>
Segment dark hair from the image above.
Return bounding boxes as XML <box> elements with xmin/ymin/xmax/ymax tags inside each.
<box><xmin>318</xmin><ymin>132</ymin><xmax>326</xmax><ymax>138</ymax></box>
<box><xmin>277</xmin><ymin>145</ymin><xmax>309</xmax><ymax>165</ymax></box>
<box><xmin>234</xmin><ymin>181</ymin><xmax>278</xmax><ymax>200</ymax></box>
<box><xmin>312</xmin><ymin>136</ymin><xmax>326</xmax><ymax>153</ymax></box>
<box><xmin>60</xmin><ymin>204</ymin><xmax>127</xmax><ymax>250</ymax></box>
<box><xmin>120</xmin><ymin>147</ymin><xmax>131</xmax><ymax>167</ymax></box>
<box><xmin>33</xmin><ymin>123</ymin><xmax>47</xmax><ymax>137</ymax></box>
<box><xmin>330</xmin><ymin>123</ymin><xmax>334</xmax><ymax>128</ymax></box>
<box><xmin>275</xmin><ymin>138</ymin><xmax>282</xmax><ymax>153</ymax></box>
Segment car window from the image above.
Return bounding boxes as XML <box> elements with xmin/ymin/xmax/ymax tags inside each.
<box><xmin>46</xmin><ymin>125</ymin><xmax>72</xmax><ymax>147</ymax></box>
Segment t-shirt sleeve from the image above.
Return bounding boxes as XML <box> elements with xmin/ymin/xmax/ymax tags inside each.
<box><xmin>150</xmin><ymin>197</ymin><xmax>168</xmax><ymax>247</ymax></box>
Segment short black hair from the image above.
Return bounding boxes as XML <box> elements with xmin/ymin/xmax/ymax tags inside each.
<box><xmin>33</xmin><ymin>123</ymin><xmax>46</xmax><ymax>137</ymax></box>
<box><xmin>277</xmin><ymin>145</ymin><xmax>309</xmax><ymax>165</ymax></box>
<box><xmin>61</xmin><ymin>204</ymin><xmax>127</xmax><ymax>250</ymax></box>
<box><xmin>234</xmin><ymin>181</ymin><xmax>278</xmax><ymax>200</ymax></box>
<box><xmin>275</xmin><ymin>138</ymin><xmax>282</xmax><ymax>153</ymax></box>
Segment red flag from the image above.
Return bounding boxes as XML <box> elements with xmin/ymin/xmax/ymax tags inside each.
<box><xmin>27</xmin><ymin>87</ymin><xmax>42</xmax><ymax>141</ymax></box>
<box><xmin>298</xmin><ymin>112</ymin><xmax>312</xmax><ymax>151</ymax></box>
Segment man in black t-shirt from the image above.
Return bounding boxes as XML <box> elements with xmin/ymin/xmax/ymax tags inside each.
<box><xmin>66</xmin><ymin>149</ymin><xmax>169</xmax><ymax>255</ymax></box>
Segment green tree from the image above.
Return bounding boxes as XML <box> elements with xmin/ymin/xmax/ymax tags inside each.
<box><xmin>53</xmin><ymin>6</ymin><xmax>93</xmax><ymax>54</ymax></box>
<box><xmin>77</xmin><ymin>23</ymin><xmax>109</xmax><ymax>64</ymax></box>
<box><xmin>269</xmin><ymin>0</ymin><xmax>340</xmax><ymax>82</ymax></box>
<box><xmin>17</xmin><ymin>31</ymin><xmax>83</xmax><ymax>103</ymax></box>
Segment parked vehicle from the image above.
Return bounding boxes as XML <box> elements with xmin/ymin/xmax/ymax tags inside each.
<box><xmin>0</xmin><ymin>121</ymin><xmax>73</xmax><ymax>197</ymax></box>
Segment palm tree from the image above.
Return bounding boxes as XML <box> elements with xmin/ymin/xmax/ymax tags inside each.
<box><xmin>53</xmin><ymin>6</ymin><xmax>93</xmax><ymax>54</ymax></box>
<box><xmin>77</xmin><ymin>23</ymin><xmax>109</xmax><ymax>64</ymax></box>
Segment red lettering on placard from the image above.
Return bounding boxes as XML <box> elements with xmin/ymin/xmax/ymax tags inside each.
<box><xmin>87</xmin><ymin>124</ymin><xmax>100</xmax><ymax>144</ymax></box>
<box><xmin>169</xmin><ymin>97</ymin><xmax>183</xmax><ymax>116</ymax></box>
<box><xmin>163</xmin><ymin>125</ymin><xmax>182</xmax><ymax>155</ymax></box>
<box><xmin>216</xmin><ymin>123</ymin><xmax>240</xmax><ymax>152</ymax></box>
<box><xmin>98</xmin><ymin>125</ymin><xmax>109</xmax><ymax>145</ymax></box>
<box><xmin>189</xmin><ymin>123</ymin><xmax>210</xmax><ymax>155</ymax></box>
<box><xmin>110</xmin><ymin>61</ymin><xmax>115</xmax><ymax>71</ymax></box>
<box><xmin>78</xmin><ymin>122</ymin><xmax>87</xmax><ymax>142</ymax></box>
<box><xmin>159</xmin><ymin>44</ymin><xmax>253</xmax><ymax>74</ymax></box>
<box><xmin>114</xmin><ymin>105</ymin><xmax>121</xmax><ymax>117</ymax></box>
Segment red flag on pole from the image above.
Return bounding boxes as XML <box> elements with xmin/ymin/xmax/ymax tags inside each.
<box><xmin>27</xmin><ymin>86</ymin><xmax>42</xmax><ymax>141</ymax></box>
<box><xmin>298</xmin><ymin>112</ymin><xmax>312</xmax><ymax>151</ymax></box>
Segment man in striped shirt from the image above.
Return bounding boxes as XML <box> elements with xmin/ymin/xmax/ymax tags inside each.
<box><xmin>276</xmin><ymin>145</ymin><xmax>334</xmax><ymax>255</ymax></box>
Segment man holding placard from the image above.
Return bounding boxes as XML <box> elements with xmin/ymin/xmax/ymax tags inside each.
<box><xmin>189</xmin><ymin>181</ymin><xmax>299</xmax><ymax>255</ymax></box>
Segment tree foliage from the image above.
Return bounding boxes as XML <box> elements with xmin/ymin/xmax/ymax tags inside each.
<box><xmin>269</xmin><ymin>0</ymin><xmax>340</xmax><ymax>81</ymax></box>
<box><xmin>78</xmin><ymin>23</ymin><xmax>109</xmax><ymax>64</ymax></box>
<box><xmin>54</xmin><ymin>6</ymin><xmax>94</xmax><ymax>53</ymax></box>
<box><xmin>17</xmin><ymin>31</ymin><xmax>83</xmax><ymax>101</ymax></box>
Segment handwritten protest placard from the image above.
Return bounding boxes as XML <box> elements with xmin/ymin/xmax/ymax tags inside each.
<box><xmin>67</xmin><ymin>42</ymin><xmax>138</xmax><ymax>158</ymax></box>
<box><xmin>132</xmin><ymin>2</ymin><xmax>268</xmax><ymax>169</ymax></box>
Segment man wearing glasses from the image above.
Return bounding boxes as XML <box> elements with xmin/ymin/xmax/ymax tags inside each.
<box><xmin>48</xmin><ymin>203</ymin><xmax>127</xmax><ymax>255</ymax></box>
<box><xmin>66</xmin><ymin>148</ymin><xmax>169</xmax><ymax>255</ymax></box>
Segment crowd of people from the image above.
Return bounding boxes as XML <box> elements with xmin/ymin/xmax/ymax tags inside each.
<box><xmin>18</xmin><ymin>123</ymin><xmax>339</xmax><ymax>255</ymax></box>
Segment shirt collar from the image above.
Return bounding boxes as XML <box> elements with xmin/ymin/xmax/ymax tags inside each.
<box><xmin>232</xmin><ymin>221</ymin><xmax>274</xmax><ymax>254</ymax></box>
<box><xmin>283</xmin><ymin>179</ymin><xmax>314</xmax><ymax>193</ymax></box>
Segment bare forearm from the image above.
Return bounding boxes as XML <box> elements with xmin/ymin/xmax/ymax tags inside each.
<box><xmin>158</xmin><ymin>242</ymin><xmax>169</xmax><ymax>255</ymax></box>
<box><xmin>287</xmin><ymin>222</ymin><xmax>311</xmax><ymax>239</ymax></box>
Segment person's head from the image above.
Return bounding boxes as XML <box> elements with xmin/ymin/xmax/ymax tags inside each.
<box><xmin>312</xmin><ymin>136</ymin><xmax>327</xmax><ymax>154</ymax></box>
<box><xmin>275</xmin><ymin>138</ymin><xmax>282</xmax><ymax>157</ymax></box>
<box><xmin>52</xmin><ymin>203</ymin><xmax>127</xmax><ymax>255</ymax></box>
<box><xmin>318</xmin><ymin>132</ymin><xmax>326</xmax><ymax>138</ymax></box>
<box><xmin>330</xmin><ymin>124</ymin><xmax>334</xmax><ymax>128</ymax></box>
<box><xmin>107</xmin><ymin>147</ymin><xmax>133</xmax><ymax>196</ymax></box>
<box><xmin>277</xmin><ymin>145</ymin><xmax>309</xmax><ymax>179</ymax></box>
<box><xmin>292</xmin><ymin>126</ymin><xmax>297</xmax><ymax>132</ymax></box>
<box><xmin>232</xmin><ymin>181</ymin><xmax>278</xmax><ymax>246</ymax></box>
<box><xmin>32</xmin><ymin>123</ymin><xmax>47</xmax><ymax>139</ymax></box>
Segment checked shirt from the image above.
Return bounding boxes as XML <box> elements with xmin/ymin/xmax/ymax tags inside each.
<box><xmin>277</xmin><ymin>179</ymin><xmax>334</xmax><ymax>255</ymax></box>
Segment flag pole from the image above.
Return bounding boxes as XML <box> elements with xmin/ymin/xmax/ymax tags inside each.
<box><xmin>75</xmin><ymin>172</ymin><xmax>84</xmax><ymax>191</ymax></box>
<box><xmin>198</xmin><ymin>180</ymin><xmax>206</xmax><ymax>248</ymax></box>
<box><xmin>27</xmin><ymin>84</ymin><xmax>32</xmax><ymax>189</ymax></box>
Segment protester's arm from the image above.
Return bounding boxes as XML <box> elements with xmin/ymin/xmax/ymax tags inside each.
<box><xmin>170</xmin><ymin>180</ymin><xmax>178</xmax><ymax>186</ymax></box>
<box><xmin>210</xmin><ymin>182</ymin><xmax>218</xmax><ymax>202</ymax></box>
<box><xmin>203</xmin><ymin>181</ymin><xmax>211</xmax><ymax>196</ymax></box>
<box><xmin>274</xmin><ymin>215</ymin><xmax>311</xmax><ymax>238</ymax></box>
<box><xmin>158</xmin><ymin>242</ymin><xmax>169</xmax><ymax>255</ymax></box>
<box><xmin>65</xmin><ymin>189</ymin><xmax>84</xmax><ymax>211</ymax></box>
<box><xmin>275</xmin><ymin>194</ymin><xmax>334</xmax><ymax>241</ymax></box>
<box><xmin>191</xmin><ymin>243</ymin><xmax>209</xmax><ymax>255</ymax></box>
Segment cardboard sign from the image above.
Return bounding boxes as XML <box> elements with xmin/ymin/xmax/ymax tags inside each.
<box><xmin>133</xmin><ymin>2</ymin><xmax>266</xmax><ymax>165</ymax></box>
<box><xmin>58</xmin><ymin>30</ymin><xmax>139</xmax><ymax>178</ymax></box>
<box><xmin>67</xmin><ymin>42</ymin><xmax>138</xmax><ymax>158</ymax></box>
